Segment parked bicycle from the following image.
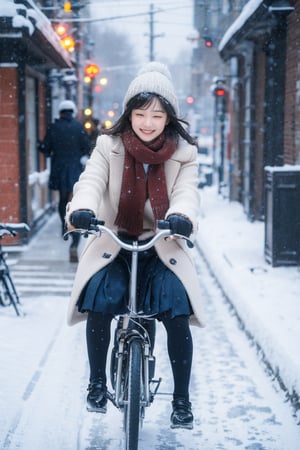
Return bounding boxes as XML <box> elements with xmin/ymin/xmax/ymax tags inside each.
<box><xmin>0</xmin><ymin>223</ymin><xmax>30</xmax><ymax>316</ymax></box>
<box><xmin>65</xmin><ymin>218</ymin><xmax>193</xmax><ymax>450</ymax></box>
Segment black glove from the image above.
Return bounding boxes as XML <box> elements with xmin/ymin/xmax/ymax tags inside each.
<box><xmin>167</xmin><ymin>214</ymin><xmax>193</xmax><ymax>237</ymax></box>
<box><xmin>70</xmin><ymin>210</ymin><xmax>95</xmax><ymax>229</ymax></box>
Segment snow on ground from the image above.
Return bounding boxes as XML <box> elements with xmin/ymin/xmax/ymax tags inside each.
<box><xmin>1</xmin><ymin>247</ymin><xmax>300</xmax><ymax>449</ymax></box>
<box><xmin>196</xmin><ymin>185</ymin><xmax>300</xmax><ymax>413</ymax></box>
<box><xmin>0</xmin><ymin>207</ymin><xmax>300</xmax><ymax>449</ymax></box>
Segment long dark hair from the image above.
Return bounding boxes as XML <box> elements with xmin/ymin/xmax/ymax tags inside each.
<box><xmin>103</xmin><ymin>92</ymin><xmax>196</xmax><ymax>145</ymax></box>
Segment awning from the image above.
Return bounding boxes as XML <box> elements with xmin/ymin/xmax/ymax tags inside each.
<box><xmin>0</xmin><ymin>0</ymin><xmax>73</xmax><ymax>69</ymax></box>
<box><xmin>219</xmin><ymin>0</ymin><xmax>294</xmax><ymax>60</ymax></box>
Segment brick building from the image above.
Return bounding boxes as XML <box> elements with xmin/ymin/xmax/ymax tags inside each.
<box><xmin>219</xmin><ymin>0</ymin><xmax>300</xmax><ymax>221</ymax></box>
<box><xmin>0</xmin><ymin>0</ymin><xmax>72</xmax><ymax>243</ymax></box>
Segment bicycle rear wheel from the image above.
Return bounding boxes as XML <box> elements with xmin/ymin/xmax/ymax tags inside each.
<box><xmin>124</xmin><ymin>339</ymin><xmax>142</xmax><ymax>450</ymax></box>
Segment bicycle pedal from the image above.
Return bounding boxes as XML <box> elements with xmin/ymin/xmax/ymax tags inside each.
<box><xmin>149</xmin><ymin>377</ymin><xmax>162</xmax><ymax>396</ymax></box>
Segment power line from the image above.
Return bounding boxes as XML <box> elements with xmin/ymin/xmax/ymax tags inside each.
<box><xmin>50</xmin><ymin>5</ymin><xmax>191</xmax><ymax>23</ymax></box>
<box><xmin>51</xmin><ymin>11</ymin><xmax>150</xmax><ymax>23</ymax></box>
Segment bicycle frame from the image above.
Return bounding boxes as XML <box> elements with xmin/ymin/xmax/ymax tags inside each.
<box><xmin>112</xmin><ymin>236</ymin><xmax>163</xmax><ymax>411</ymax></box>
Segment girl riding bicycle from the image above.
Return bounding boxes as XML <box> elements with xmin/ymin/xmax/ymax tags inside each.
<box><xmin>66</xmin><ymin>62</ymin><xmax>205</xmax><ymax>430</ymax></box>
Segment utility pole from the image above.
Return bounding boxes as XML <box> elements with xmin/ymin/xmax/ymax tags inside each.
<box><xmin>148</xmin><ymin>3</ymin><xmax>164</xmax><ymax>62</ymax></box>
<box><xmin>149</xmin><ymin>3</ymin><xmax>154</xmax><ymax>61</ymax></box>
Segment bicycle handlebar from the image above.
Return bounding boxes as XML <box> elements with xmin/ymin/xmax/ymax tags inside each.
<box><xmin>0</xmin><ymin>223</ymin><xmax>30</xmax><ymax>238</ymax></box>
<box><xmin>65</xmin><ymin>218</ymin><xmax>194</xmax><ymax>249</ymax></box>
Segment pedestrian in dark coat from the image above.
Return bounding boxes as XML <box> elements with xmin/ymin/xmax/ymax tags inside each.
<box><xmin>40</xmin><ymin>100</ymin><xmax>90</xmax><ymax>262</ymax></box>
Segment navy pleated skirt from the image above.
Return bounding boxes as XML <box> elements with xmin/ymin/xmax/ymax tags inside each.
<box><xmin>77</xmin><ymin>245</ymin><xmax>192</xmax><ymax>319</ymax></box>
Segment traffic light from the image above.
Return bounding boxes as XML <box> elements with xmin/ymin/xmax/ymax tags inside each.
<box><xmin>212</xmin><ymin>82</ymin><xmax>227</xmax><ymax>122</ymax></box>
<box><xmin>212</xmin><ymin>78</ymin><xmax>227</xmax><ymax>98</ymax></box>
<box><xmin>214</xmin><ymin>87</ymin><xmax>226</xmax><ymax>97</ymax></box>
<box><xmin>186</xmin><ymin>96</ymin><xmax>195</xmax><ymax>105</ymax></box>
<box><xmin>64</xmin><ymin>1</ymin><xmax>72</xmax><ymax>12</ymax></box>
<box><xmin>204</xmin><ymin>37</ymin><xmax>213</xmax><ymax>48</ymax></box>
<box><xmin>84</xmin><ymin>63</ymin><xmax>100</xmax><ymax>79</ymax></box>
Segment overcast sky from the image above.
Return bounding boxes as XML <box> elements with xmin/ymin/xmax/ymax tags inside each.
<box><xmin>87</xmin><ymin>0</ymin><xmax>195</xmax><ymax>64</ymax></box>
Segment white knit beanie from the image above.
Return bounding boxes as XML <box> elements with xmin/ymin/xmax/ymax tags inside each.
<box><xmin>58</xmin><ymin>100</ymin><xmax>76</xmax><ymax>113</ymax></box>
<box><xmin>123</xmin><ymin>62</ymin><xmax>179</xmax><ymax>115</ymax></box>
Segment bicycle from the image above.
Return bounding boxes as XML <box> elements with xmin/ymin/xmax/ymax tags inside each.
<box><xmin>0</xmin><ymin>222</ymin><xmax>30</xmax><ymax>316</ymax></box>
<box><xmin>65</xmin><ymin>218</ymin><xmax>193</xmax><ymax>450</ymax></box>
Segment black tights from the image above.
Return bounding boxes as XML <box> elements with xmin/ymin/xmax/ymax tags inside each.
<box><xmin>86</xmin><ymin>312</ymin><xmax>193</xmax><ymax>399</ymax></box>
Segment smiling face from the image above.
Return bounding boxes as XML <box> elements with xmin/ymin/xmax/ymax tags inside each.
<box><xmin>130</xmin><ymin>97</ymin><xmax>169</xmax><ymax>142</ymax></box>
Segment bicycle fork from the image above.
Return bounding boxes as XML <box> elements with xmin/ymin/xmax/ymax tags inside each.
<box><xmin>113</xmin><ymin>330</ymin><xmax>150</xmax><ymax>409</ymax></box>
<box><xmin>107</xmin><ymin>240</ymin><xmax>162</xmax><ymax>411</ymax></box>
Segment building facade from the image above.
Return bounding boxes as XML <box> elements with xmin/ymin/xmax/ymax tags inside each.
<box><xmin>192</xmin><ymin>0</ymin><xmax>300</xmax><ymax>265</ymax></box>
<box><xmin>0</xmin><ymin>0</ymin><xmax>73</xmax><ymax>239</ymax></box>
<box><xmin>0</xmin><ymin>0</ymin><xmax>88</xmax><ymax>245</ymax></box>
<box><xmin>219</xmin><ymin>0</ymin><xmax>299</xmax><ymax>223</ymax></box>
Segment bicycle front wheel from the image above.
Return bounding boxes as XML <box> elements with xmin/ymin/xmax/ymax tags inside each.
<box><xmin>124</xmin><ymin>338</ymin><xmax>142</xmax><ymax>450</ymax></box>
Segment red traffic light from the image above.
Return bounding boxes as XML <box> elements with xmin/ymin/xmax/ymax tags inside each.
<box><xmin>204</xmin><ymin>38</ymin><xmax>213</xmax><ymax>48</ymax></box>
<box><xmin>186</xmin><ymin>96</ymin><xmax>195</xmax><ymax>104</ymax></box>
<box><xmin>214</xmin><ymin>87</ymin><xmax>226</xmax><ymax>97</ymax></box>
<box><xmin>84</xmin><ymin>63</ymin><xmax>100</xmax><ymax>79</ymax></box>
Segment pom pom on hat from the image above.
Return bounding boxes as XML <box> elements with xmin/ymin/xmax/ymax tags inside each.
<box><xmin>137</xmin><ymin>61</ymin><xmax>172</xmax><ymax>79</ymax></box>
<box><xmin>123</xmin><ymin>61</ymin><xmax>179</xmax><ymax>115</ymax></box>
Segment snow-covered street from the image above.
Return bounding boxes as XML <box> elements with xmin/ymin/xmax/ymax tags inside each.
<box><xmin>0</xmin><ymin>214</ymin><xmax>299</xmax><ymax>449</ymax></box>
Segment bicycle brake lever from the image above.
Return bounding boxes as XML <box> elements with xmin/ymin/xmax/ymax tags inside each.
<box><xmin>170</xmin><ymin>233</ymin><xmax>194</xmax><ymax>248</ymax></box>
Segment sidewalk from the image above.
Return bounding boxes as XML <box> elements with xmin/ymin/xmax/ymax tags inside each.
<box><xmin>196</xmin><ymin>186</ymin><xmax>300</xmax><ymax>417</ymax></box>
<box><xmin>13</xmin><ymin>212</ymin><xmax>84</xmax><ymax>264</ymax></box>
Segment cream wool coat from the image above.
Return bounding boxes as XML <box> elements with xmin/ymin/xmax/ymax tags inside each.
<box><xmin>66</xmin><ymin>134</ymin><xmax>205</xmax><ymax>327</ymax></box>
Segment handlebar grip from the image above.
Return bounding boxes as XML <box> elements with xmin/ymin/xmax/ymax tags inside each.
<box><xmin>157</xmin><ymin>219</ymin><xmax>170</xmax><ymax>230</ymax></box>
<box><xmin>90</xmin><ymin>218</ymin><xmax>105</xmax><ymax>226</ymax></box>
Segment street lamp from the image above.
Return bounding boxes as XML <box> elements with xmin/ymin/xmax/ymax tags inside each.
<box><xmin>54</xmin><ymin>23</ymin><xmax>75</xmax><ymax>52</ymax></box>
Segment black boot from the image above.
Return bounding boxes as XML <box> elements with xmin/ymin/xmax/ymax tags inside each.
<box><xmin>170</xmin><ymin>397</ymin><xmax>193</xmax><ymax>429</ymax></box>
<box><xmin>86</xmin><ymin>380</ymin><xmax>107</xmax><ymax>413</ymax></box>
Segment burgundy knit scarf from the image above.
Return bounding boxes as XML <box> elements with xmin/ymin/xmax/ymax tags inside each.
<box><xmin>114</xmin><ymin>127</ymin><xmax>177</xmax><ymax>236</ymax></box>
